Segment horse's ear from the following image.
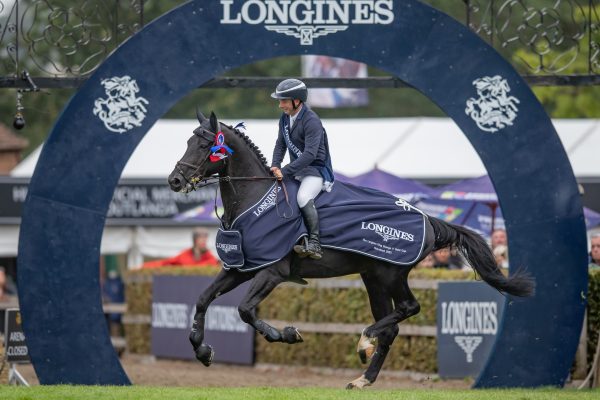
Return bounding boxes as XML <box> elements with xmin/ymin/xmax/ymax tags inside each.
<box><xmin>196</xmin><ymin>106</ymin><xmax>207</xmax><ymax>123</ymax></box>
<box><xmin>209</xmin><ymin>111</ymin><xmax>219</xmax><ymax>132</ymax></box>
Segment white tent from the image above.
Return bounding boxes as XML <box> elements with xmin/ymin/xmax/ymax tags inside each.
<box><xmin>12</xmin><ymin>117</ymin><xmax>600</xmax><ymax>179</ymax></box>
<box><xmin>7</xmin><ymin>117</ymin><xmax>600</xmax><ymax>266</ymax></box>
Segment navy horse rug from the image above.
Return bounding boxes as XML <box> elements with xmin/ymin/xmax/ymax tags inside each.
<box><xmin>216</xmin><ymin>179</ymin><xmax>427</xmax><ymax>271</ymax></box>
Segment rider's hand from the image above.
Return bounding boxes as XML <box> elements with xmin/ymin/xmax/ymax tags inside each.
<box><xmin>270</xmin><ymin>166</ymin><xmax>283</xmax><ymax>181</ymax></box>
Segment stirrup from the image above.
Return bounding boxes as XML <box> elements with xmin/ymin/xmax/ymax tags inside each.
<box><xmin>293</xmin><ymin>237</ymin><xmax>310</xmax><ymax>258</ymax></box>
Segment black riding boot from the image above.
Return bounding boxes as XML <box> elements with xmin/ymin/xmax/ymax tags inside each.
<box><xmin>294</xmin><ymin>199</ymin><xmax>323</xmax><ymax>260</ymax></box>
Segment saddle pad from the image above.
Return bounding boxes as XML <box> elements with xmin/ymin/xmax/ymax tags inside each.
<box><xmin>221</xmin><ymin>178</ymin><xmax>427</xmax><ymax>271</ymax></box>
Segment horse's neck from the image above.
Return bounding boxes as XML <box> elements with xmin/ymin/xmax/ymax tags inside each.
<box><xmin>218</xmin><ymin>146</ymin><xmax>272</xmax><ymax>228</ymax></box>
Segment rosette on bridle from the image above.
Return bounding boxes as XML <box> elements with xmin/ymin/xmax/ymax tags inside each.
<box><xmin>210</xmin><ymin>131</ymin><xmax>234</xmax><ymax>162</ymax></box>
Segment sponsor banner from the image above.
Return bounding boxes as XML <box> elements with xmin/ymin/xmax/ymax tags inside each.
<box><xmin>437</xmin><ymin>281</ymin><xmax>505</xmax><ymax>378</ymax></box>
<box><xmin>303</xmin><ymin>55</ymin><xmax>369</xmax><ymax>108</ymax></box>
<box><xmin>0</xmin><ymin>177</ymin><xmax>215</xmax><ymax>225</ymax></box>
<box><xmin>220</xmin><ymin>0</ymin><xmax>394</xmax><ymax>46</ymax></box>
<box><xmin>151</xmin><ymin>276</ymin><xmax>254</xmax><ymax>364</ymax></box>
<box><xmin>4</xmin><ymin>308</ymin><xmax>30</xmax><ymax>364</ymax></box>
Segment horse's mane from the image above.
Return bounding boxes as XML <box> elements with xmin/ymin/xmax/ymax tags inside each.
<box><xmin>225</xmin><ymin>123</ymin><xmax>271</xmax><ymax>174</ymax></box>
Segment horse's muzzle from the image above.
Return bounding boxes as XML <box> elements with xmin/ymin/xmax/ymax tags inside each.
<box><xmin>168</xmin><ymin>172</ymin><xmax>184</xmax><ymax>192</ymax></box>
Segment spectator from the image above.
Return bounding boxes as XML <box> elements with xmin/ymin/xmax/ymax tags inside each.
<box><xmin>141</xmin><ymin>228</ymin><xmax>219</xmax><ymax>268</ymax></box>
<box><xmin>416</xmin><ymin>253</ymin><xmax>435</xmax><ymax>269</ymax></box>
<box><xmin>432</xmin><ymin>247</ymin><xmax>462</xmax><ymax>270</ymax></box>
<box><xmin>590</xmin><ymin>233</ymin><xmax>600</xmax><ymax>270</ymax></box>
<box><xmin>493</xmin><ymin>244</ymin><xmax>509</xmax><ymax>269</ymax></box>
<box><xmin>491</xmin><ymin>228</ymin><xmax>507</xmax><ymax>249</ymax></box>
<box><xmin>0</xmin><ymin>266</ymin><xmax>17</xmax><ymax>299</ymax></box>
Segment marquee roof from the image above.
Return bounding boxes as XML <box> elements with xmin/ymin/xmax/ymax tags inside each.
<box><xmin>11</xmin><ymin>118</ymin><xmax>600</xmax><ymax>179</ymax></box>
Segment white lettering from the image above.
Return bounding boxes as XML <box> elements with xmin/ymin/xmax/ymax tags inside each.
<box><xmin>374</xmin><ymin>0</ymin><xmax>393</xmax><ymax>24</ymax></box>
<box><xmin>241</xmin><ymin>0</ymin><xmax>268</xmax><ymax>24</ymax></box>
<box><xmin>352</xmin><ymin>0</ymin><xmax>374</xmax><ymax>24</ymax></box>
<box><xmin>360</xmin><ymin>221</ymin><xmax>414</xmax><ymax>242</ymax></box>
<box><xmin>326</xmin><ymin>0</ymin><xmax>351</xmax><ymax>24</ymax></box>
<box><xmin>253</xmin><ymin>186</ymin><xmax>281</xmax><ymax>217</ymax></box>
<box><xmin>9</xmin><ymin>331</ymin><xmax>26</xmax><ymax>341</ymax></box>
<box><xmin>7</xmin><ymin>346</ymin><xmax>28</xmax><ymax>356</ymax></box>
<box><xmin>441</xmin><ymin>301</ymin><xmax>499</xmax><ymax>335</ymax></box>
<box><xmin>265</xmin><ymin>0</ymin><xmax>291</xmax><ymax>24</ymax></box>
<box><xmin>206</xmin><ymin>305</ymin><xmax>248</xmax><ymax>332</ymax></box>
<box><xmin>152</xmin><ymin>303</ymin><xmax>190</xmax><ymax>329</ymax></box>
<box><xmin>220</xmin><ymin>0</ymin><xmax>242</xmax><ymax>23</ymax></box>
<box><xmin>220</xmin><ymin>0</ymin><xmax>396</xmax><ymax>45</ymax></box>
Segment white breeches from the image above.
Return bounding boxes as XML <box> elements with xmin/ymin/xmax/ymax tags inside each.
<box><xmin>297</xmin><ymin>175</ymin><xmax>324</xmax><ymax>208</ymax></box>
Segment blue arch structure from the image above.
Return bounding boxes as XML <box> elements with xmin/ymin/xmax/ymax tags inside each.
<box><xmin>18</xmin><ymin>0</ymin><xmax>587</xmax><ymax>386</ymax></box>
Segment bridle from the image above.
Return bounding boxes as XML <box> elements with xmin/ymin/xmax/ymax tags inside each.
<box><xmin>174</xmin><ymin>124</ymin><xmax>293</xmax><ymax>222</ymax></box>
<box><xmin>175</xmin><ymin>127</ymin><xmax>215</xmax><ymax>191</ymax></box>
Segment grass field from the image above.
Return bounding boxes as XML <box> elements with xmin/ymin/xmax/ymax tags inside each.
<box><xmin>0</xmin><ymin>386</ymin><xmax>599</xmax><ymax>400</ymax></box>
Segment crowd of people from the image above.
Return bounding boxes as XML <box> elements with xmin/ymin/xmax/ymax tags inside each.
<box><xmin>416</xmin><ymin>228</ymin><xmax>510</xmax><ymax>270</ymax></box>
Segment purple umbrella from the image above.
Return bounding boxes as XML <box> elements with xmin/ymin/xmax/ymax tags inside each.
<box><xmin>585</xmin><ymin>207</ymin><xmax>600</xmax><ymax>228</ymax></box>
<box><xmin>435</xmin><ymin>175</ymin><xmax>497</xmax><ymax>202</ymax></box>
<box><xmin>433</xmin><ymin>175</ymin><xmax>500</xmax><ymax>234</ymax></box>
<box><xmin>350</xmin><ymin>168</ymin><xmax>436</xmax><ymax>202</ymax></box>
<box><xmin>435</xmin><ymin>174</ymin><xmax>600</xmax><ymax>232</ymax></box>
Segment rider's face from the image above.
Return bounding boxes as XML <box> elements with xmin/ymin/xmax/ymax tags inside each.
<box><xmin>278</xmin><ymin>99</ymin><xmax>300</xmax><ymax>116</ymax></box>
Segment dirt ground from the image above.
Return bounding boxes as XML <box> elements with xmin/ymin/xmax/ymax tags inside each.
<box><xmin>16</xmin><ymin>354</ymin><xmax>472</xmax><ymax>389</ymax></box>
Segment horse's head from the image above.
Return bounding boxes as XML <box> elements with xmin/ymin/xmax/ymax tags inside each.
<box><xmin>168</xmin><ymin>110</ymin><xmax>230</xmax><ymax>193</ymax></box>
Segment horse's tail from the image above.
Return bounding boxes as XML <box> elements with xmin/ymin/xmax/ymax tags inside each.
<box><xmin>428</xmin><ymin>216</ymin><xmax>535</xmax><ymax>297</ymax></box>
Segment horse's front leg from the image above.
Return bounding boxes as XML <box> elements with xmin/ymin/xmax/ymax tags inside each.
<box><xmin>190</xmin><ymin>269</ymin><xmax>252</xmax><ymax>366</ymax></box>
<box><xmin>237</xmin><ymin>262</ymin><xmax>304</xmax><ymax>344</ymax></box>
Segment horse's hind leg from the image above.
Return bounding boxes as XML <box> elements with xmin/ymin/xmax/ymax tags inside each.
<box><xmin>190</xmin><ymin>269</ymin><xmax>252</xmax><ymax>366</ymax></box>
<box><xmin>237</xmin><ymin>261</ymin><xmax>303</xmax><ymax>344</ymax></box>
<box><xmin>347</xmin><ymin>271</ymin><xmax>398</xmax><ymax>389</ymax></box>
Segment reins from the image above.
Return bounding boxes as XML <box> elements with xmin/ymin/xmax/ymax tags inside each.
<box><xmin>181</xmin><ymin>174</ymin><xmax>294</xmax><ymax>225</ymax></box>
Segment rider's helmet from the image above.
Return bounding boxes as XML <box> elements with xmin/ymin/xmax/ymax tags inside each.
<box><xmin>270</xmin><ymin>79</ymin><xmax>308</xmax><ymax>103</ymax></box>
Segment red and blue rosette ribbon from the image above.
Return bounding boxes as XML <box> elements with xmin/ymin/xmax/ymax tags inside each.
<box><xmin>209</xmin><ymin>131</ymin><xmax>234</xmax><ymax>162</ymax></box>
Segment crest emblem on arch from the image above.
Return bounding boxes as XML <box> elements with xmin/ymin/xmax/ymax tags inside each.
<box><xmin>465</xmin><ymin>75</ymin><xmax>520</xmax><ymax>133</ymax></box>
<box><xmin>93</xmin><ymin>75</ymin><xmax>149</xmax><ymax>133</ymax></box>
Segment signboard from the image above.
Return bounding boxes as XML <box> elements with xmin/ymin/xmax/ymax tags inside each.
<box><xmin>437</xmin><ymin>281</ymin><xmax>505</xmax><ymax>378</ymax></box>
<box><xmin>4</xmin><ymin>308</ymin><xmax>30</xmax><ymax>364</ymax></box>
<box><xmin>0</xmin><ymin>177</ymin><xmax>215</xmax><ymax>225</ymax></box>
<box><xmin>151</xmin><ymin>276</ymin><xmax>254</xmax><ymax>364</ymax></box>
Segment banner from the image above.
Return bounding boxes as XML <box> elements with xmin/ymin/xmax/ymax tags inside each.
<box><xmin>151</xmin><ymin>276</ymin><xmax>254</xmax><ymax>364</ymax></box>
<box><xmin>437</xmin><ymin>282</ymin><xmax>505</xmax><ymax>378</ymax></box>
<box><xmin>302</xmin><ymin>55</ymin><xmax>369</xmax><ymax>108</ymax></box>
<box><xmin>0</xmin><ymin>177</ymin><xmax>215</xmax><ymax>225</ymax></box>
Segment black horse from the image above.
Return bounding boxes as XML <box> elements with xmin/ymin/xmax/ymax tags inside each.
<box><xmin>168</xmin><ymin>111</ymin><xmax>534</xmax><ymax>389</ymax></box>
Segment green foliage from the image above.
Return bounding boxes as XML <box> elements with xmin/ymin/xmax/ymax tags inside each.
<box><xmin>588</xmin><ymin>270</ymin><xmax>600</xmax><ymax>368</ymax></box>
<box><xmin>255</xmin><ymin>332</ymin><xmax>437</xmax><ymax>373</ymax></box>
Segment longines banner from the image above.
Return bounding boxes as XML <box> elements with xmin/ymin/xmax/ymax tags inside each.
<box><xmin>151</xmin><ymin>276</ymin><xmax>254</xmax><ymax>365</ymax></box>
<box><xmin>0</xmin><ymin>177</ymin><xmax>215</xmax><ymax>225</ymax></box>
<box><xmin>437</xmin><ymin>281</ymin><xmax>506</xmax><ymax>378</ymax></box>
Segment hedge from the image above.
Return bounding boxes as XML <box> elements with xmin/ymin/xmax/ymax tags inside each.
<box><xmin>122</xmin><ymin>267</ymin><xmax>600</xmax><ymax>373</ymax></box>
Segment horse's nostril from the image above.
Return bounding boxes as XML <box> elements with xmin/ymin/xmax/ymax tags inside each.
<box><xmin>171</xmin><ymin>177</ymin><xmax>181</xmax><ymax>186</ymax></box>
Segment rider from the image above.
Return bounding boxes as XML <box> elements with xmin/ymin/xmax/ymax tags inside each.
<box><xmin>270</xmin><ymin>78</ymin><xmax>334</xmax><ymax>260</ymax></box>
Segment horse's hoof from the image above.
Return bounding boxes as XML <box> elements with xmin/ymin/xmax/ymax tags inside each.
<box><xmin>195</xmin><ymin>344</ymin><xmax>214</xmax><ymax>367</ymax></box>
<box><xmin>282</xmin><ymin>326</ymin><xmax>303</xmax><ymax>344</ymax></box>
<box><xmin>346</xmin><ymin>375</ymin><xmax>372</xmax><ymax>390</ymax></box>
<box><xmin>293</xmin><ymin>245</ymin><xmax>309</xmax><ymax>258</ymax></box>
<box><xmin>357</xmin><ymin>332</ymin><xmax>376</xmax><ymax>364</ymax></box>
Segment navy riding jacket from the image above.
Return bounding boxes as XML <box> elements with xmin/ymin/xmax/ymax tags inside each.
<box><xmin>271</xmin><ymin>105</ymin><xmax>332</xmax><ymax>180</ymax></box>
